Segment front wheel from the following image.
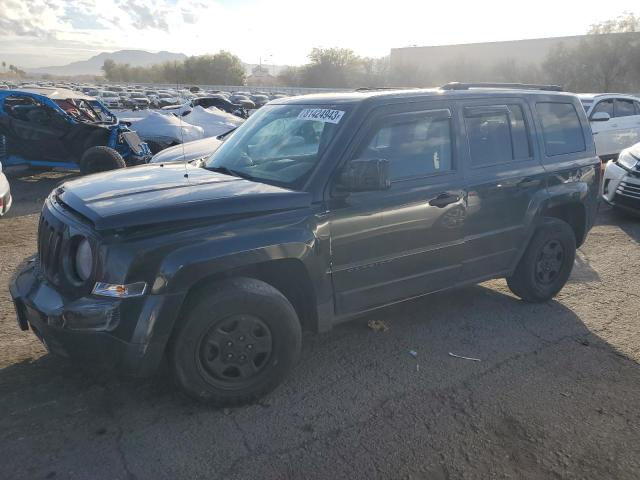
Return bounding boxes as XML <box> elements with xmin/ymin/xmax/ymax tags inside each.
<box><xmin>507</xmin><ymin>217</ymin><xmax>576</xmax><ymax>302</ymax></box>
<box><xmin>169</xmin><ymin>277</ymin><xmax>302</xmax><ymax>406</ymax></box>
<box><xmin>79</xmin><ymin>146</ymin><xmax>126</xmax><ymax>174</ymax></box>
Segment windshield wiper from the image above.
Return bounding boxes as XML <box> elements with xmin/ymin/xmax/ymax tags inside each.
<box><xmin>207</xmin><ymin>166</ymin><xmax>255</xmax><ymax>181</ymax></box>
<box><xmin>216</xmin><ymin>127</ymin><xmax>237</xmax><ymax>140</ymax></box>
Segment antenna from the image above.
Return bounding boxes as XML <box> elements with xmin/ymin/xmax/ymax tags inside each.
<box><xmin>175</xmin><ymin>61</ymin><xmax>188</xmax><ymax>181</ymax></box>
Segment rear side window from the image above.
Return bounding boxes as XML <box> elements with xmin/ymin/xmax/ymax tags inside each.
<box><xmin>464</xmin><ymin>104</ymin><xmax>531</xmax><ymax>167</ymax></box>
<box><xmin>614</xmin><ymin>99</ymin><xmax>637</xmax><ymax>117</ymax></box>
<box><xmin>358</xmin><ymin>110</ymin><xmax>453</xmax><ymax>180</ymax></box>
<box><xmin>536</xmin><ymin>102</ymin><xmax>586</xmax><ymax>156</ymax></box>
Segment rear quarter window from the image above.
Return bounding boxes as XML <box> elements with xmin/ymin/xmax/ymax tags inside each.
<box><xmin>536</xmin><ymin>102</ymin><xmax>586</xmax><ymax>156</ymax></box>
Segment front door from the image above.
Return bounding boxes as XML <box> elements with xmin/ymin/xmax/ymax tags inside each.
<box><xmin>328</xmin><ymin>103</ymin><xmax>467</xmax><ymax>315</ymax></box>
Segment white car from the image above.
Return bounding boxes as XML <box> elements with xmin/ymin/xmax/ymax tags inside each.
<box><xmin>579</xmin><ymin>94</ymin><xmax>640</xmax><ymax>159</ymax></box>
<box><xmin>149</xmin><ymin>135</ymin><xmax>223</xmax><ymax>164</ymax></box>
<box><xmin>119</xmin><ymin>110</ymin><xmax>204</xmax><ymax>153</ymax></box>
<box><xmin>602</xmin><ymin>142</ymin><xmax>640</xmax><ymax>215</ymax></box>
<box><xmin>98</xmin><ymin>91</ymin><xmax>122</xmax><ymax>109</ymax></box>
<box><xmin>0</xmin><ymin>160</ymin><xmax>12</xmax><ymax>217</ymax></box>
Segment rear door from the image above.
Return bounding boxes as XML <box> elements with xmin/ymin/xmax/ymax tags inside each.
<box><xmin>613</xmin><ymin>98</ymin><xmax>640</xmax><ymax>151</ymax></box>
<box><xmin>459</xmin><ymin>98</ymin><xmax>546</xmax><ymax>281</ymax></box>
<box><xmin>328</xmin><ymin>101</ymin><xmax>467</xmax><ymax>315</ymax></box>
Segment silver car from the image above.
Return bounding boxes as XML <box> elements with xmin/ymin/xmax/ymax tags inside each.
<box><xmin>602</xmin><ymin>141</ymin><xmax>640</xmax><ymax>215</ymax></box>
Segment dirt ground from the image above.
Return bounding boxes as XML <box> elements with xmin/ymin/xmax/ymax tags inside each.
<box><xmin>1</xmin><ymin>166</ymin><xmax>639</xmax><ymax>480</ymax></box>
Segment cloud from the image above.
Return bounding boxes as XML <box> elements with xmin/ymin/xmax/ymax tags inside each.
<box><xmin>0</xmin><ymin>0</ymin><xmax>60</xmax><ymax>38</ymax></box>
<box><xmin>117</xmin><ymin>0</ymin><xmax>170</xmax><ymax>31</ymax></box>
<box><xmin>0</xmin><ymin>16</ymin><xmax>56</xmax><ymax>38</ymax></box>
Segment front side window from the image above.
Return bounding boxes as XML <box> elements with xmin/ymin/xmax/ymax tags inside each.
<box><xmin>536</xmin><ymin>102</ymin><xmax>586</xmax><ymax>156</ymax></box>
<box><xmin>205</xmin><ymin>104</ymin><xmax>348</xmax><ymax>188</ymax></box>
<box><xmin>592</xmin><ymin>99</ymin><xmax>613</xmax><ymax>117</ymax></box>
<box><xmin>355</xmin><ymin>111</ymin><xmax>453</xmax><ymax>180</ymax></box>
<box><xmin>465</xmin><ymin>104</ymin><xmax>531</xmax><ymax>167</ymax></box>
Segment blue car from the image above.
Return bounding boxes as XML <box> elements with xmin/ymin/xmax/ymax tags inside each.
<box><xmin>0</xmin><ymin>87</ymin><xmax>151</xmax><ymax>174</ymax></box>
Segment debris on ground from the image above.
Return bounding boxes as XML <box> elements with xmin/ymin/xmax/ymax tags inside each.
<box><xmin>408</xmin><ymin>350</ymin><xmax>419</xmax><ymax>371</ymax></box>
<box><xmin>448</xmin><ymin>352</ymin><xmax>481</xmax><ymax>362</ymax></box>
<box><xmin>367</xmin><ymin>320</ymin><xmax>389</xmax><ymax>332</ymax></box>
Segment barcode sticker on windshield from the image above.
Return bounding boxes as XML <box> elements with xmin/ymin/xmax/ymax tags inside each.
<box><xmin>297</xmin><ymin>108</ymin><xmax>345</xmax><ymax>124</ymax></box>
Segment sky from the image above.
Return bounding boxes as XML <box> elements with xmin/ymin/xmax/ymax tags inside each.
<box><xmin>0</xmin><ymin>0</ymin><xmax>638</xmax><ymax>69</ymax></box>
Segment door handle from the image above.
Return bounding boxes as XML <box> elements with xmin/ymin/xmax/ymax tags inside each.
<box><xmin>429</xmin><ymin>193</ymin><xmax>459</xmax><ymax>208</ymax></box>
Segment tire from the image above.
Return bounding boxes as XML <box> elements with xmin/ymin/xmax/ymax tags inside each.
<box><xmin>507</xmin><ymin>217</ymin><xmax>576</xmax><ymax>302</ymax></box>
<box><xmin>169</xmin><ymin>277</ymin><xmax>302</xmax><ymax>406</ymax></box>
<box><xmin>79</xmin><ymin>146</ymin><xmax>126</xmax><ymax>174</ymax></box>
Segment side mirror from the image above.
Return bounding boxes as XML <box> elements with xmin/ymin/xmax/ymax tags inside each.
<box><xmin>337</xmin><ymin>158</ymin><xmax>391</xmax><ymax>192</ymax></box>
<box><xmin>591</xmin><ymin>112</ymin><xmax>610</xmax><ymax>122</ymax></box>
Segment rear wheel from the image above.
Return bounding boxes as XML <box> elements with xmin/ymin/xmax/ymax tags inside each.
<box><xmin>507</xmin><ymin>217</ymin><xmax>576</xmax><ymax>302</ymax></box>
<box><xmin>169</xmin><ymin>277</ymin><xmax>302</xmax><ymax>406</ymax></box>
<box><xmin>79</xmin><ymin>146</ymin><xmax>126</xmax><ymax>174</ymax></box>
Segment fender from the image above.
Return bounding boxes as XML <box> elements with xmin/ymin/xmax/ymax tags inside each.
<box><xmin>149</xmin><ymin>209</ymin><xmax>334</xmax><ymax>330</ymax></box>
<box><xmin>512</xmin><ymin>178</ymin><xmax>593</xmax><ymax>272</ymax></box>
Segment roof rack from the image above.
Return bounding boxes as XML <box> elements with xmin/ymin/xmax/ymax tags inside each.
<box><xmin>440</xmin><ymin>82</ymin><xmax>563</xmax><ymax>92</ymax></box>
<box><xmin>354</xmin><ymin>87</ymin><xmax>417</xmax><ymax>92</ymax></box>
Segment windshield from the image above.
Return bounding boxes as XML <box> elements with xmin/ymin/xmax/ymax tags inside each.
<box><xmin>204</xmin><ymin>104</ymin><xmax>348</xmax><ymax>188</ymax></box>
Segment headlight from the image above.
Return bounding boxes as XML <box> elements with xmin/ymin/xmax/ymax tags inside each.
<box><xmin>74</xmin><ymin>238</ymin><xmax>93</xmax><ymax>282</ymax></box>
<box><xmin>618</xmin><ymin>150</ymin><xmax>639</xmax><ymax>171</ymax></box>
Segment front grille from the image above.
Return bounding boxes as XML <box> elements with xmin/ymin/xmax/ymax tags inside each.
<box><xmin>617</xmin><ymin>181</ymin><xmax>640</xmax><ymax>200</ymax></box>
<box><xmin>37</xmin><ymin>212</ymin><xmax>65</xmax><ymax>285</ymax></box>
<box><xmin>615</xmin><ymin>180</ymin><xmax>640</xmax><ymax>210</ymax></box>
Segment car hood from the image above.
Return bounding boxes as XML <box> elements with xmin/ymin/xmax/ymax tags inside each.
<box><xmin>57</xmin><ymin>163</ymin><xmax>311</xmax><ymax>231</ymax></box>
<box><xmin>625</xmin><ymin>142</ymin><xmax>640</xmax><ymax>160</ymax></box>
<box><xmin>150</xmin><ymin>136</ymin><xmax>223</xmax><ymax>164</ymax></box>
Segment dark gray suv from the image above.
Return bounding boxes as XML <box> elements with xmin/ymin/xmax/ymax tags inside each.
<box><xmin>11</xmin><ymin>83</ymin><xmax>600</xmax><ymax>405</ymax></box>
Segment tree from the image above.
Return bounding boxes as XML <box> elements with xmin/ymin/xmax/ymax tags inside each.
<box><xmin>543</xmin><ymin>13</ymin><xmax>640</xmax><ymax>92</ymax></box>
<box><xmin>102</xmin><ymin>51</ymin><xmax>246</xmax><ymax>85</ymax></box>
<box><xmin>277</xmin><ymin>66</ymin><xmax>302</xmax><ymax>87</ymax></box>
<box><xmin>301</xmin><ymin>48</ymin><xmax>363</xmax><ymax>88</ymax></box>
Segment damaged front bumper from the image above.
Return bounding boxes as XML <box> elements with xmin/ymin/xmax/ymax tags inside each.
<box><xmin>9</xmin><ymin>258</ymin><xmax>183</xmax><ymax>377</ymax></box>
<box><xmin>602</xmin><ymin>161</ymin><xmax>640</xmax><ymax>215</ymax></box>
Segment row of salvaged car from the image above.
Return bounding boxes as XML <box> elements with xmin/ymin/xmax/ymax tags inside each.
<box><xmin>0</xmin><ymin>81</ymin><xmax>289</xmax><ymax>112</ymax></box>
<box><xmin>0</xmin><ymin>85</ymin><xmax>263</xmax><ymax>174</ymax></box>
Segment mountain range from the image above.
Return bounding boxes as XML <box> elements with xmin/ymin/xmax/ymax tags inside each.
<box><xmin>30</xmin><ymin>50</ymin><xmax>188</xmax><ymax>76</ymax></box>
